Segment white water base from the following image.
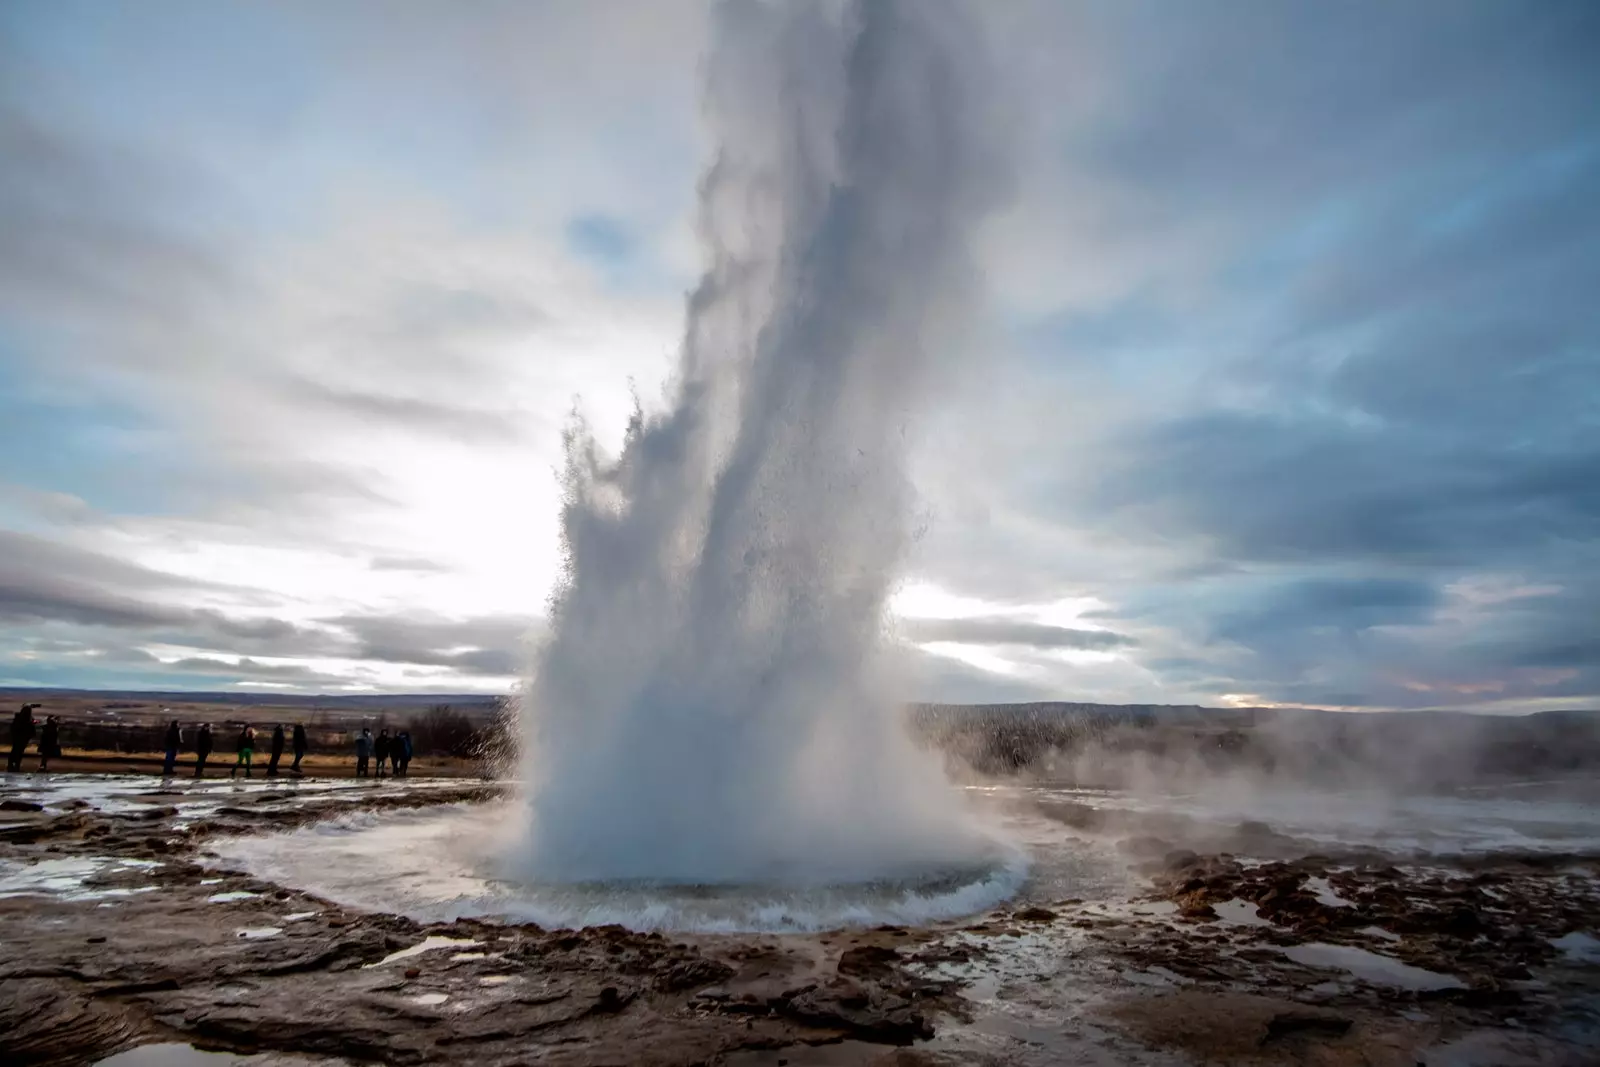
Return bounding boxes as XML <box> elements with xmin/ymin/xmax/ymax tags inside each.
<box><xmin>1280</xmin><ymin>943</ymin><xmax>1465</xmax><ymax>991</ymax></box>
<box><xmin>207</xmin><ymin>799</ymin><xmax>1033</xmax><ymax>933</ymax></box>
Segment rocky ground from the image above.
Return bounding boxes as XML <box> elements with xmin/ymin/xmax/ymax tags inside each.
<box><xmin>2</xmin><ymin>778</ymin><xmax>1597</xmax><ymax>1066</ymax></box>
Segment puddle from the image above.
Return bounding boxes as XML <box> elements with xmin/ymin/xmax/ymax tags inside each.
<box><xmin>283</xmin><ymin>911</ymin><xmax>319</xmax><ymax>923</ymax></box>
<box><xmin>1280</xmin><ymin>943</ymin><xmax>1465</xmax><ymax>991</ymax></box>
<box><xmin>1550</xmin><ymin>931</ymin><xmax>1600</xmax><ymax>963</ymax></box>
<box><xmin>479</xmin><ymin>975</ymin><xmax>516</xmax><ymax>986</ymax></box>
<box><xmin>959</xmin><ymin>973</ymin><xmax>1000</xmax><ymax>1000</ymax></box>
<box><xmin>206</xmin><ymin>891</ymin><xmax>259</xmax><ymax>903</ymax></box>
<box><xmin>0</xmin><ymin>858</ymin><xmax>165</xmax><ymax>902</ymax></box>
<box><xmin>1212</xmin><ymin>899</ymin><xmax>1270</xmax><ymax>927</ymax></box>
<box><xmin>235</xmin><ymin>927</ymin><xmax>283</xmax><ymax>940</ymax></box>
<box><xmin>450</xmin><ymin>951</ymin><xmax>488</xmax><ymax>961</ymax></box>
<box><xmin>409</xmin><ymin>992</ymin><xmax>449</xmax><ymax>1006</ymax></box>
<box><xmin>1359</xmin><ymin>925</ymin><xmax>1401</xmax><ymax>943</ymax></box>
<box><xmin>1305</xmin><ymin>876</ymin><xmax>1353</xmax><ymax>908</ymax></box>
<box><xmin>366</xmin><ymin>936</ymin><xmax>479</xmax><ymax>968</ymax></box>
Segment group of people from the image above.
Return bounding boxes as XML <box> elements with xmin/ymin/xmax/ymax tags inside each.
<box><xmin>162</xmin><ymin>720</ymin><xmax>311</xmax><ymax>779</ymax></box>
<box><xmin>353</xmin><ymin>727</ymin><xmax>413</xmax><ymax>778</ymax></box>
<box><xmin>6</xmin><ymin>704</ymin><xmax>420</xmax><ymax>780</ymax></box>
<box><xmin>7</xmin><ymin>704</ymin><xmax>62</xmax><ymax>772</ymax></box>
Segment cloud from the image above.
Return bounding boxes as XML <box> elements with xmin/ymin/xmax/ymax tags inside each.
<box><xmin>566</xmin><ymin>215</ymin><xmax>636</xmax><ymax>265</ymax></box>
<box><xmin>1</xmin><ymin>1</ymin><xmax>1596</xmax><ymax>708</ymax></box>
<box><xmin>0</xmin><ymin>529</ymin><xmax>532</xmax><ymax>686</ymax></box>
<box><xmin>901</xmin><ymin>615</ymin><xmax>1132</xmax><ymax>651</ymax></box>
<box><xmin>280</xmin><ymin>379</ymin><xmax>528</xmax><ymax>445</ymax></box>
<box><xmin>368</xmin><ymin>555</ymin><xmax>452</xmax><ymax>574</ymax></box>
<box><xmin>322</xmin><ymin>612</ymin><xmax>539</xmax><ymax>675</ymax></box>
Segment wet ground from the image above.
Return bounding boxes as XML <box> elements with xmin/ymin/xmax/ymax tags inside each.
<box><xmin>2</xmin><ymin>771</ymin><xmax>1597</xmax><ymax>1065</ymax></box>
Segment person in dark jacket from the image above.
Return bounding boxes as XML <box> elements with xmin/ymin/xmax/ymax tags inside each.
<box><xmin>374</xmin><ymin>729</ymin><xmax>391</xmax><ymax>778</ymax></box>
<box><xmin>163</xmin><ymin>720</ymin><xmax>183</xmax><ymax>777</ymax></box>
<box><xmin>291</xmin><ymin>723</ymin><xmax>308</xmax><ymax>773</ymax></box>
<box><xmin>395</xmin><ymin>731</ymin><xmax>413</xmax><ymax>777</ymax></box>
<box><xmin>7</xmin><ymin>704</ymin><xmax>38</xmax><ymax>772</ymax></box>
<box><xmin>194</xmin><ymin>723</ymin><xmax>214</xmax><ymax>778</ymax></box>
<box><xmin>37</xmin><ymin>716</ymin><xmax>61</xmax><ymax>772</ymax></box>
<box><xmin>268</xmin><ymin>724</ymin><xmax>286</xmax><ymax>776</ymax></box>
<box><xmin>355</xmin><ymin>728</ymin><xmax>372</xmax><ymax>777</ymax></box>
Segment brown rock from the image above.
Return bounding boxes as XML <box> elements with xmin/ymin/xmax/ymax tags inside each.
<box><xmin>838</xmin><ymin>944</ymin><xmax>902</xmax><ymax>978</ymax></box>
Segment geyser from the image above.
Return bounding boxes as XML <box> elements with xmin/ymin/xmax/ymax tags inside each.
<box><xmin>516</xmin><ymin>0</ymin><xmax>1011</xmax><ymax>887</ymax></box>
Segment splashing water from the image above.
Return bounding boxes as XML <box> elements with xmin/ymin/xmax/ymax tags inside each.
<box><xmin>513</xmin><ymin>0</ymin><xmax>1013</xmax><ymax>888</ymax></box>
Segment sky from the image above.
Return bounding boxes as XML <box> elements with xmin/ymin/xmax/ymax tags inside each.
<box><xmin>1</xmin><ymin>0</ymin><xmax>1596</xmax><ymax>711</ymax></box>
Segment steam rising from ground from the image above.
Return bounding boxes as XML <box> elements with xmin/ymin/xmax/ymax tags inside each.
<box><xmin>514</xmin><ymin>0</ymin><xmax>1010</xmax><ymax>885</ymax></box>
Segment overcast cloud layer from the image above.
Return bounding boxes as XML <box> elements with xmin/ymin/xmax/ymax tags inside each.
<box><xmin>1</xmin><ymin>0</ymin><xmax>1596</xmax><ymax>710</ymax></box>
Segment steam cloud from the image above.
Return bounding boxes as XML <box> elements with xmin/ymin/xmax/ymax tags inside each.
<box><xmin>515</xmin><ymin>0</ymin><xmax>1009</xmax><ymax>884</ymax></box>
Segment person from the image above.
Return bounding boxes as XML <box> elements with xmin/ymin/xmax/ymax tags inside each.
<box><xmin>195</xmin><ymin>723</ymin><xmax>214</xmax><ymax>777</ymax></box>
<box><xmin>374</xmin><ymin>729</ymin><xmax>391</xmax><ymax>778</ymax></box>
<box><xmin>355</xmin><ymin>727</ymin><xmax>372</xmax><ymax>777</ymax></box>
<box><xmin>291</xmin><ymin>723</ymin><xmax>308</xmax><ymax>773</ymax></box>
<box><xmin>395</xmin><ymin>730</ymin><xmax>413</xmax><ymax>777</ymax></box>
<box><xmin>229</xmin><ymin>723</ymin><xmax>256</xmax><ymax>778</ymax></box>
<box><xmin>268</xmin><ymin>724</ymin><xmax>285</xmax><ymax>776</ymax></box>
<box><xmin>163</xmin><ymin>720</ymin><xmax>183</xmax><ymax>777</ymax></box>
<box><xmin>7</xmin><ymin>704</ymin><xmax>38</xmax><ymax>772</ymax></box>
<box><xmin>37</xmin><ymin>715</ymin><xmax>61</xmax><ymax>772</ymax></box>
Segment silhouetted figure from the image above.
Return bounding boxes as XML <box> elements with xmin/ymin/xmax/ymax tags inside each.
<box><xmin>230</xmin><ymin>725</ymin><xmax>256</xmax><ymax>778</ymax></box>
<box><xmin>291</xmin><ymin>723</ymin><xmax>308</xmax><ymax>773</ymax></box>
<box><xmin>355</xmin><ymin>728</ymin><xmax>372</xmax><ymax>777</ymax></box>
<box><xmin>163</xmin><ymin>720</ymin><xmax>183</xmax><ymax>777</ymax></box>
<box><xmin>37</xmin><ymin>716</ymin><xmax>61</xmax><ymax>772</ymax></box>
<box><xmin>195</xmin><ymin>724</ymin><xmax>214</xmax><ymax>777</ymax></box>
<box><xmin>374</xmin><ymin>729</ymin><xmax>391</xmax><ymax>777</ymax></box>
<box><xmin>7</xmin><ymin>704</ymin><xmax>37</xmax><ymax>772</ymax></box>
<box><xmin>268</xmin><ymin>724</ymin><xmax>285</xmax><ymax>776</ymax></box>
<box><xmin>395</xmin><ymin>731</ymin><xmax>413</xmax><ymax>777</ymax></box>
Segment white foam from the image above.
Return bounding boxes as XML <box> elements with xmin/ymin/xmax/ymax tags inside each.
<box><xmin>209</xmin><ymin>800</ymin><xmax>1029</xmax><ymax>933</ymax></box>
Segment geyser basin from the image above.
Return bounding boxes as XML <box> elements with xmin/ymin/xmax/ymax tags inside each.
<box><xmin>206</xmin><ymin>800</ymin><xmax>1033</xmax><ymax>933</ymax></box>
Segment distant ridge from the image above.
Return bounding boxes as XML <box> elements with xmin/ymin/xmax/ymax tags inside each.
<box><xmin>4</xmin><ymin>687</ymin><xmax>1592</xmax><ymax>718</ymax></box>
<box><xmin>0</xmin><ymin>687</ymin><xmax>501</xmax><ymax>708</ymax></box>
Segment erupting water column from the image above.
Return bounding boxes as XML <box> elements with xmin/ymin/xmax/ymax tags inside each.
<box><xmin>517</xmin><ymin>0</ymin><xmax>1010</xmax><ymax>887</ymax></box>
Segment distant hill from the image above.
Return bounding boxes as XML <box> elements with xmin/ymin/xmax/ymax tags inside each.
<box><xmin>910</xmin><ymin>701</ymin><xmax>1600</xmax><ymax>784</ymax></box>
<box><xmin>0</xmin><ymin>687</ymin><xmax>501</xmax><ymax>709</ymax></box>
